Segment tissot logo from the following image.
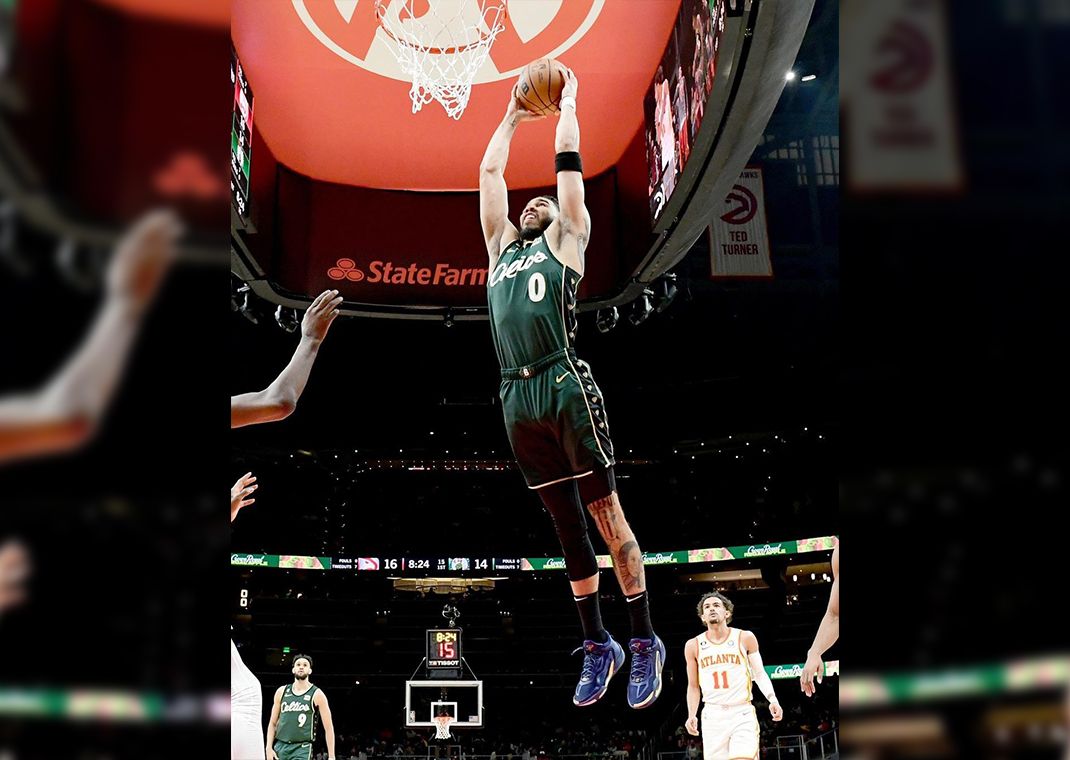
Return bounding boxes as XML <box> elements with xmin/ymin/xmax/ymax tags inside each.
<box><xmin>292</xmin><ymin>0</ymin><xmax>605</xmax><ymax>81</ymax></box>
<box><xmin>720</xmin><ymin>184</ymin><xmax>758</xmax><ymax>224</ymax></box>
<box><xmin>327</xmin><ymin>258</ymin><xmax>486</xmax><ymax>287</ymax></box>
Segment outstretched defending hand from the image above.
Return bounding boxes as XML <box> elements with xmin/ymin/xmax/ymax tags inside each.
<box><xmin>506</xmin><ymin>82</ymin><xmax>546</xmax><ymax>124</ymax></box>
<box><xmin>800</xmin><ymin>651</ymin><xmax>824</xmax><ymax>696</ymax></box>
<box><xmin>302</xmin><ymin>289</ymin><xmax>343</xmax><ymax>342</ymax></box>
<box><xmin>0</xmin><ymin>538</ymin><xmax>30</xmax><ymax>616</ymax></box>
<box><xmin>106</xmin><ymin>209</ymin><xmax>183</xmax><ymax>312</ymax></box>
<box><xmin>684</xmin><ymin>715</ymin><xmax>699</xmax><ymax>736</ymax></box>
<box><xmin>231</xmin><ymin>472</ymin><xmax>258</xmax><ymax>523</ymax></box>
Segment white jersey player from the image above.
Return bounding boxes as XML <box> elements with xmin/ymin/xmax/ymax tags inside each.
<box><xmin>232</xmin><ymin>637</ymin><xmax>266</xmax><ymax>759</ymax></box>
<box><xmin>684</xmin><ymin>592</ymin><xmax>783</xmax><ymax>760</ymax></box>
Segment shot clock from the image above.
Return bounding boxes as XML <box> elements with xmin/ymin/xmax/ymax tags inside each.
<box><xmin>426</xmin><ymin>629</ymin><xmax>462</xmax><ymax>672</ymax></box>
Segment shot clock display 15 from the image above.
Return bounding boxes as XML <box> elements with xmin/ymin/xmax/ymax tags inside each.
<box><xmin>426</xmin><ymin>629</ymin><xmax>462</xmax><ymax>670</ymax></box>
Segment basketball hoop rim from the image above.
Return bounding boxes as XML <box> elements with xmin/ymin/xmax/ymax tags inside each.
<box><xmin>373</xmin><ymin>0</ymin><xmax>508</xmax><ymax>56</ymax></box>
<box><xmin>434</xmin><ymin>714</ymin><xmax>455</xmax><ymax>738</ymax></box>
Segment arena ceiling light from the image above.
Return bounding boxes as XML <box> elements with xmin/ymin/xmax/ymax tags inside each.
<box><xmin>237</xmin><ymin>285</ymin><xmax>258</xmax><ymax>325</ymax></box>
<box><xmin>655</xmin><ymin>273</ymin><xmax>678</xmax><ymax>313</ymax></box>
<box><xmin>54</xmin><ymin>237</ymin><xmax>100</xmax><ymax>292</ymax></box>
<box><xmin>628</xmin><ymin>289</ymin><xmax>655</xmax><ymax>326</ymax></box>
<box><xmin>274</xmin><ymin>305</ymin><xmax>299</xmax><ymax>333</ymax></box>
<box><xmin>595</xmin><ymin>306</ymin><xmax>619</xmax><ymax>334</ymax></box>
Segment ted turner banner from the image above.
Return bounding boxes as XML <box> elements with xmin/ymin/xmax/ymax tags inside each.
<box><xmin>710</xmin><ymin>167</ymin><xmax>773</xmax><ymax>278</ymax></box>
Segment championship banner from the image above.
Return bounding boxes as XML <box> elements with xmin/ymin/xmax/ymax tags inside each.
<box><xmin>709</xmin><ymin>167</ymin><xmax>773</xmax><ymax>278</ymax></box>
<box><xmin>844</xmin><ymin>0</ymin><xmax>963</xmax><ymax>191</ymax></box>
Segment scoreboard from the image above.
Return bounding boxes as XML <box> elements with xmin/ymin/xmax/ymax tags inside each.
<box><xmin>335</xmin><ymin>557</ymin><xmax>518</xmax><ymax>573</ymax></box>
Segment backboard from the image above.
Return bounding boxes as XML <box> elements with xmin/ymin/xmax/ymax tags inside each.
<box><xmin>405</xmin><ymin>680</ymin><xmax>483</xmax><ymax>728</ymax></box>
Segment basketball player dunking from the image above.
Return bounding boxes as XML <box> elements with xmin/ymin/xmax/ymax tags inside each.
<box><xmin>479</xmin><ymin>69</ymin><xmax>665</xmax><ymax>708</ymax></box>
<box><xmin>265</xmin><ymin>654</ymin><xmax>336</xmax><ymax>760</ymax></box>
<box><xmin>684</xmin><ymin>592</ymin><xmax>782</xmax><ymax>760</ymax></box>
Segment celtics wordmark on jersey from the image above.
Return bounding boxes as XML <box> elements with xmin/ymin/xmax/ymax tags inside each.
<box><xmin>488</xmin><ymin>235</ymin><xmax>579</xmax><ymax>370</ymax></box>
<box><xmin>276</xmin><ymin>684</ymin><xmax>318</xmax><ymax>744</ymax></box>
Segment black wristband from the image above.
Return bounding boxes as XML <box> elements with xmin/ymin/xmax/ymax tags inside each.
<box><xmin>555</xmin><ymin>151</ymin><xmax>583</xmax><ymax>174</ymax></box>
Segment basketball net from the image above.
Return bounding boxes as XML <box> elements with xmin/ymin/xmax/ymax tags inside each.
<box><xmin>433</xmin><ymin>714</ymin><xmax>454</xmax><ymax>739</ymax></box>
<box><xmin>375</xmin><ymin>0</ymin><xmax>507</xmax><ymax>119</ymax></box>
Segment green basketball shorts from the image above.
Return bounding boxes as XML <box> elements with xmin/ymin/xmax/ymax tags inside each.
<box><xmin>499</xmin><ymin>348</ymin><xmax>615</xmax><ymax>489</ymax></box>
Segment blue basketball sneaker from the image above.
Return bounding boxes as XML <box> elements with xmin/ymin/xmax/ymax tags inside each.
<box><xmin>571</xmin><ymin>635</ymin><xmax>625</xmax><ymax>706</ymax></box>
<box><xmin>627</xmin><ymin>635</ymin><xmax>666</xmax><ymax>709</ymax></box>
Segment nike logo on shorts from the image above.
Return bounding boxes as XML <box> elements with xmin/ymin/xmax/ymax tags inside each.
<box><xmin>556</xmin><ymin>372</ymin><xmax>570</xmax><ymax>383</ymax></box>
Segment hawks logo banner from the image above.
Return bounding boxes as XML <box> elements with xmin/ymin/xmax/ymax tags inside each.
<box><xmin>844</xmin><ymin>0</ymin><xmax>962</xmax><ymax>191</ymax></box>
<box><xmin>709</xmin><ymin>167</ymin><xmax>773</xmax><ymax>278</ymax></box>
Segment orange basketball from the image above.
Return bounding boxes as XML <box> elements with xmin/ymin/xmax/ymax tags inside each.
<box><xmin>516</xmin><ymin>58</ymin><xmax>568</xmax><ymax>116</ymax></box>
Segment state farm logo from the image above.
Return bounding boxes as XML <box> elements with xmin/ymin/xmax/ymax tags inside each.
<box><xmin>292</xmin><ymin>0</ymin><xmax>605</xmax><ymax>81</ymax></box>
<box><xmin>327</xmin><ymin>258</ymin><xmax>486</xmax><ymax>286</ymax></box>
<box><xmin>720</xmin><ymin>184</ymin><xmax>757</xmax><ymax>224</ymax></box>
<box><xmin>328</xmin><ymin>258</ymin><xmax>366</xmax><ymax>281</ymax></box>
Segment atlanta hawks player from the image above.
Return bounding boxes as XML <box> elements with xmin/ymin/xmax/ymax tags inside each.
<box><xmin>684</xmin><ymin>592</ymin><xmax>782</xmax><ymax>759</ymax></box>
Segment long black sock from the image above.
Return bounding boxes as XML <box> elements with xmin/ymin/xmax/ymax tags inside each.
<box><xmin>625</xmin><ymin>591</ymin><xmax>654</xmax><ymax>640</ymax></box>
<box><xmin>574</xmin><ymin>592</ymin><xmax>608</xmax><ymax>643</ymax></box>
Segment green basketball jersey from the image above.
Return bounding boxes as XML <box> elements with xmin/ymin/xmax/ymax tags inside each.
<box><xmin>487</xmin><ymin>235</ymin><xmax>581</xmax><ymax>369</ymax></box>
<box><xmin>276</xmin><ymin>683</ymin><xmax>318</xmax><ymax>744</ymax></box>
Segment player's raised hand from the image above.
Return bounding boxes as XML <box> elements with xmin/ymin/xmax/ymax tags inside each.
<box><xmin>106</xmin><ymin>209</ymin><xmax>183</xmax><ymax>311</ymax></box>
<box><xmin>561</xmin><ymin>67</ymin><xmax>578</xmax><ymax>102</ymax></box>
<box><xmin>302</xmin><ymin>289</ymin><xmax>343</xmax><ymax>342</ymax></box>
<box><xmin>231</xmin><ymin>472</ymin><xmax>258</xmax><ymax>523</ymax></box>
<box><xmin>0</xmin><ymin>538</ymin><xmax>31</xmax><ymax>615</ymax></box>
<box><xmin>506</xmin><ymin>82</ymin><xmax>546</xmax><ymax>124</ymax></box>
<box><xmin>769</xmin><ymin>702</ymin><xmax>783</xmax><ymax>722</ymax></box>
<box><xmin>684</xmin><ymin>715</ymin><xmax>699</xmax><ymax>736</ymax></box>
<box><xmin>800</xmin><ymin>652</ymin><xmax>824</xmax><ymax>696</ymax></box>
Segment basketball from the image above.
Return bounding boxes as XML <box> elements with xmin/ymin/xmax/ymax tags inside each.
<box><xmin>516</xmin><ymin>58</ymin><xmax>568</xmax><ymax>116</ymax></box>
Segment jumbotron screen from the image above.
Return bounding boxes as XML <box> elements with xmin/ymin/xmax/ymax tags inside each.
<box><xmin>644</xmin><ymin>0</ymin><xmax>728</xmax><ymax>223</ymax></box>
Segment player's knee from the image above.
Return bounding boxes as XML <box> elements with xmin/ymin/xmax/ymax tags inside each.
<box><xmin>539</xmin><ymin>483</ymin><xmax>598</xmax><ymax>579</ymax></box>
